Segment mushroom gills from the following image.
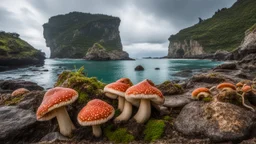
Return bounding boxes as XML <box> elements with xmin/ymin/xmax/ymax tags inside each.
<box><xmin>197</xmin><ymin>92</ymin><xmax>211</xmax><ymax>100</ymax></box>
<box><xmin>55</xmin><ymin>107</ymin><xmax>76</xmax><ymax>137</ymax></box>
<box><xmin>133</xmin><ymin>99</ymin><xmax>151</xmax><ymax>123</ymax></box>
<box><xmin>92</xmin><ymin>125</ymin><xmax>102</xmax><ymax>137</ymax></box>
<box><xmin>105</xmin><ymin>92</ymin><xmax>118</xmax><ymax>99</ymax></box>
<box><xmin>115</xmin><ymin>100</ymin><xmax>133</xmax><ymax>122</ymax></box>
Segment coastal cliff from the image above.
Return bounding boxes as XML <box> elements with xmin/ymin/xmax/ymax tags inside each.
<box><xmin>167</xmin><ymin>0</ymin><xmax>256</xmax><ymax>58</ymax></box>
<box><xmin>43</xmin><ymin>12</ymin><xmax>130</xmax><ymax>60</ymax></box>
<box><xmin>0</xmin><ymin>31</ymin><xmax>45</xmax><ymax>70</ymax></box>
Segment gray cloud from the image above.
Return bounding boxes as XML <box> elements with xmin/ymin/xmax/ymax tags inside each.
<box><xmin>0</xmin><ymin>0</ymin><xmax>236</xmax><ymax>58</ymax></box>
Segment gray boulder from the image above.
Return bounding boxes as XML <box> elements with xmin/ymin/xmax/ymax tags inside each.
<box><xmin>174</xmin><ymin>101</ymin><xmax>256</xmax><ymax>142</ymax></box>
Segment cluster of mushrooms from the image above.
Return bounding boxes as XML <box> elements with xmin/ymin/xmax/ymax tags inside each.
<box><xmin>35</xmin><ymin>78</ymin><xmax>165</xmax><ymax>138</ymax></box>
<box><xmin>191</xmin><ymin>81</ymin><xmax>256</xmax><ymax>111</ymax></box>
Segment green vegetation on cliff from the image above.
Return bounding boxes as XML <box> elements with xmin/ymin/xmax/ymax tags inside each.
<box><xmin>169</xmin><ymin>0</ymin><xmax>256</xmax><ymax>53</ymax></box>
<box><xmin>0</xmin><ymin>31</ymin><xmax>44</xmax><ymax>59</ymax></box>
<box><xmin>43</xmin><ymin>12</ymin><xmax>122</xmax><ymax>58</ymax></box>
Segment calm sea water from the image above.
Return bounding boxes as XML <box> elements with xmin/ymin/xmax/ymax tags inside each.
<box><xmin>0</xmin><ymin>59</ymin><xmax>222</xmax><ymax>89</ymax></box>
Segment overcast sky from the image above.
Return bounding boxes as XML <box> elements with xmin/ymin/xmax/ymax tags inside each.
<box><xmin>0</xmin><ymin>0</ymin><xmax>236</xmax><ymax>58</ymax></box>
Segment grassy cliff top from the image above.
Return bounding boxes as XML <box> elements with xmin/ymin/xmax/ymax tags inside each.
<box><xmin>0</xmin><ymin>31</ymin><xmax>44</xmax><ymax>58</ymax></box>
<box><xmin>168</xmin><ymin>0</ymin><xmax>256</xmax><ymax>53</ymax></box>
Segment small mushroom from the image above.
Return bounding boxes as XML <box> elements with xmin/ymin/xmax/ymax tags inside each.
<box><xmin>217</xmin><ymin>82</ymin><xmax>236</xmax><ymax>92</ymax></box>
<box><xmin>11</xmin><ymin>88</ymin><xmax>30</xmax><ymax>97</ymax></box>
<box><xmin>191</xmin><ymin>87</ymin><xmax>211</xmax><ymax>100</ymax></box>
<box><xmin>36</xmin><ymin>87</ymin><xmax>78</xmax><ymax>137</ymax></box>
<box><xmin>77</xmin><ymin>99</ymin><xmax>114</xmax><ymax>137</ymax></box>
<box><xmin>236</xmin><ymin>82</ymin><xmax>244</xmax><ymax>91</ymax></box>
<box><xmin>104</xmin><ymin>78</ymin><xmax>133</xmax><ymax>111</ymax></box>
<box><xmin>125</xmin><ymin>79</ymin><xmax>164</xmax><ymax>123</ymax></box>
<box><xmin>240</xmin><ymin>85</ymin><xmax>255</xmax><ymax>111</ymax></box>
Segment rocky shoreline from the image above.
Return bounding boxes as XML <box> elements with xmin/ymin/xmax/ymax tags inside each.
<box><xmin>0</xmin><ymin>52</ymin><xmax>255</xmax><ymax>143</ymax></box>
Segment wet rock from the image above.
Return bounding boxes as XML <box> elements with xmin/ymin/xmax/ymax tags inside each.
<box><xmin>135</xmin><ymin>65</ymin><xmax>144</xmax><ymax>71</ymax></box>
<box><xmin>0</xmin><ymin>106</ymin><xmax>49</xmax><ymax>143</ymax></box>
<box><xmin>0</xmin><ymin>80</ymin><xmax>44</xmax><ymax>91</ymax></box>
<box><xmin>157</xmin><ymin>81</ymin><xmax>184</xmax><ymax>95</ymax></box>
<box><xmin>214</xmin><ymin>63</ymin><xmax>237</xmax><ymax>70</ymax></box>
<box><xmin>39</xmin><ymin>132</ymin><xmax>70</xmax><ymax>143</ymax></box>
<box><xmin>17</xmin><ymin>91</ymin><xmax>45</xmax><ymax>111</ymax></box>
<box><xmin>174</xmin><ymin>101</ymin><xmax>256</xmax><ymax>142</ymax></box>
<box><xmin>213</xmin><ymin>50</ymin><xmax>229</xmax><ymax>60</ymax></box>
<box><xmin>172</xmin><ymin>70</ymin><xmax>192</xmax><ymax>77</ymax></box>
<box><xmin>164</xmin><ymin>96</ymin><xmax>191</xmax><ymax>108</ymax></box>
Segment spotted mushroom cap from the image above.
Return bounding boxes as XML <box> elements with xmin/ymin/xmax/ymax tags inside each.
<box><xmin>116</xmin><ymin>78</ymin><xmax>133</xmax><ymax>86</ymax></box>
<box><xmin>104</xmin><ymin>78</ymin><xmax>133</xmax><ymax>97</ymax></box>
<box><xmin>36</xmin><ymin>87</ymin><xmax>78</xmax><ymax>121</ymax></box>
<box><xmin>217</xmin><ymin>82</ymin><xmax>236</xmax><ymax>90</ymax></box>
<box><xmin>191</xmin><ymin>87</ymin><xmax>210</xmax><ymax>99</ymax></box>
<box><xmin>77</xmin><ymin>99</ymin><xmax>114</xmax><ymax>126</ymax></box>
<box><xmin>11</xmin><ymin>88</ymin><xmax>30</xmax><ymax>97</ymax></box>
<box><xmin>242</xmin><ymin>85</ymin><xmax>252</xmax><ymax>93</ymax></box>
<box><xmin>125</xmin><ymin>79</ymin><xmax>164</xmax><ymax>105</ymax></box>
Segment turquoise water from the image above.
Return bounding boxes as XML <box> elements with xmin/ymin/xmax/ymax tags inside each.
<box><xmin>0</xmin><ymin>59</ymin><xmax>222</xmax><ymax>89</ymax></box>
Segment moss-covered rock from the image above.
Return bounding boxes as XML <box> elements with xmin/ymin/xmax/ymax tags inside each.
<box><xmin>55</xmin><ymin>66</ymin><xmax>105</xmax><ymax>104</ymax></box>
<box><xmin>157</xmin><ymin>81</ymin><xmax>184</xmax><ymax>95</ymax></box>
<box><xmin>104</xmin><ymin>125</ymin><xmax>134</xmax><ymax>143</ymax></box>
<box><xmin>143</xmin><ymin>119</ymin><xmax>166</xmax><ymax>142</ymax></box>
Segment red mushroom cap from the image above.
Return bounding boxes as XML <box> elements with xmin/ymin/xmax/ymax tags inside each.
<box><xmin>242</xmin><ymin>85</ymin><xmax>252</xmax><ymax>93</ymax></box>
<box><xmin>191</xmin><ymin>87</ymin><xmax>210</xmax><ymax>98</ymax></box>
<box><xmin>11</xmin><ymin>88</ymin><xmax>30</xmax><ymax>97</ymax></box>
<box><xmin>125</xmin><ymin>79</ymin><xmax>164</xmax><ymax>105</ymax></box>
<box><xmin>77</xmin><ymin>99</ymin><xmax>114</xmax><ymax>126</ymax></box>
<box><xmin>116</xmin><ymin>78</ymin><xmax>133</xmax><ymax>86</ymax></box>
<box><xmin>217</xmin><ymin>83</ymin><xmax>236</xmax><ymax>90</ymax></box>
<box><xmin>36</xmin><ymin>87</ymin><xmax>78</xmax><ymax>120</ymax></box>
<box><xmin>104</xmin><ymin>79</ymin><xmax>132</xmax><ymax>97</ymax></box>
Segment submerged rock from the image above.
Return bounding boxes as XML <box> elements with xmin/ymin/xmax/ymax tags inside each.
<box><xmin>174</xmin><ymin>101</ymin><xmax>256</xmax><ymax>142</ymax></box>
<box><xmin>135</xmin><ymin>65</ymin><xmax>144</xmax><ymax>71</ymax></box>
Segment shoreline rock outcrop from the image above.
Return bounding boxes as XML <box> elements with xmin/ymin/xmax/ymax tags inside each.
<box><xmin>0</xmin><ymin>31</ymin><xmax>45</xmax><ymax>71</ymax></box>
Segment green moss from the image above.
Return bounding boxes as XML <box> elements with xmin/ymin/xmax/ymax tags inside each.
<box><xmin>163</xmin><ymin>116</ymin><xmax>173</xmax><ymax>121</ymax></box>
<box><xmin>4</xmin><ymin>96</ymin><xmax>24</xmax><ymax>106</ymax></box>
<box><xmin>169</xmin><ymin>0</ymin><xmax>256</xmax><ymax>53</ymax></box>
<box><xmin>144</xmin><ymin>119</ymin><xmax>166</xmax><ymax>142</ymax></box>
<box><xmin>104</xmin><ymin>125</ymin><xmax>134</xmax><ymax>143</ymax></box>
<box><xmin>248</xmin><ymin>23</ymin><xmax>256</xmax><ymax>32</ymax></box>
<box><xmin>55</xmin><ymin>66</ymin><xmax>105</xmax><ymax>104</ymax></box>
<box><xmin>202</xmin><ymin>97</ymin><xmax>213</xmax><ymax>102</ymax></box>
<box><xmin>173</xmin><ymin>84</ymin><xmax>184</xmax><ymax>91</ymax></box>
<box><xmin>95</xmin><ymin>43</ymin><xmax>105</xmax><ymax>49</ymax></box>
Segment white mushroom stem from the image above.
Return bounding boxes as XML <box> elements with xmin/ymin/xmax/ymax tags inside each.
<box><xmin>92</xmin><ymin>125</ymin><xmax>102</xmax><ymax>137</ymax></box>
<box><xmin>133</xmin><ymin>99</ymin><xmax>151</xmax><ymax>123</ymax></box>
<box><xmin>114</xmin><ymin>100</ymin><xmax>133</xmax><ymax>122</ymax></box>
<box><xmin>118</xmin><ymin>96</ymin><xmax>125</xmax><ymax>111</ymax></box>
<box><xmin>55</xmin><ymin>107</ymin><xmax>76</xmax><ymax>137</ymax></box>
<box><xmin>105</xmin><ymin>92</ymin><xmax>118</xmax><ymax>99</ymax></box>
<box><xmin>238</xmin><ymin>93</ymin><xmax>255</xmax><ymax>112</ymax></box>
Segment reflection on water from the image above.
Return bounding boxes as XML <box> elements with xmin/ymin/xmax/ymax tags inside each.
<box><xmin>0</xmin><ymin>59</ymin><xmax>222</xmax><ymax>89</ymax></box>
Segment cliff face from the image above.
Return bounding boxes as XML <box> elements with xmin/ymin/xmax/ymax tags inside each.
<box><xmin>0</xmin><ymin>31</ymin><xmax>45</xmax><ymax>69</ymax></box>
<box><xmin>168</xmin><ymin>40</ymin><xmax>204</xmax><ymax>58</ymax></box>
<box><xmin>43</xmin><ymin>12</ymin><xmax>129</xmax><ymax>59</ymax></box>
<box><xmin>167</xmin><ymin>0</ymin><xmax>256</xmax><ymax>58</ymax></box>
<box><xmin>227</xmin><ymin>24</ymin><xmax>256</xmax><ymax>61</ymax></box>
